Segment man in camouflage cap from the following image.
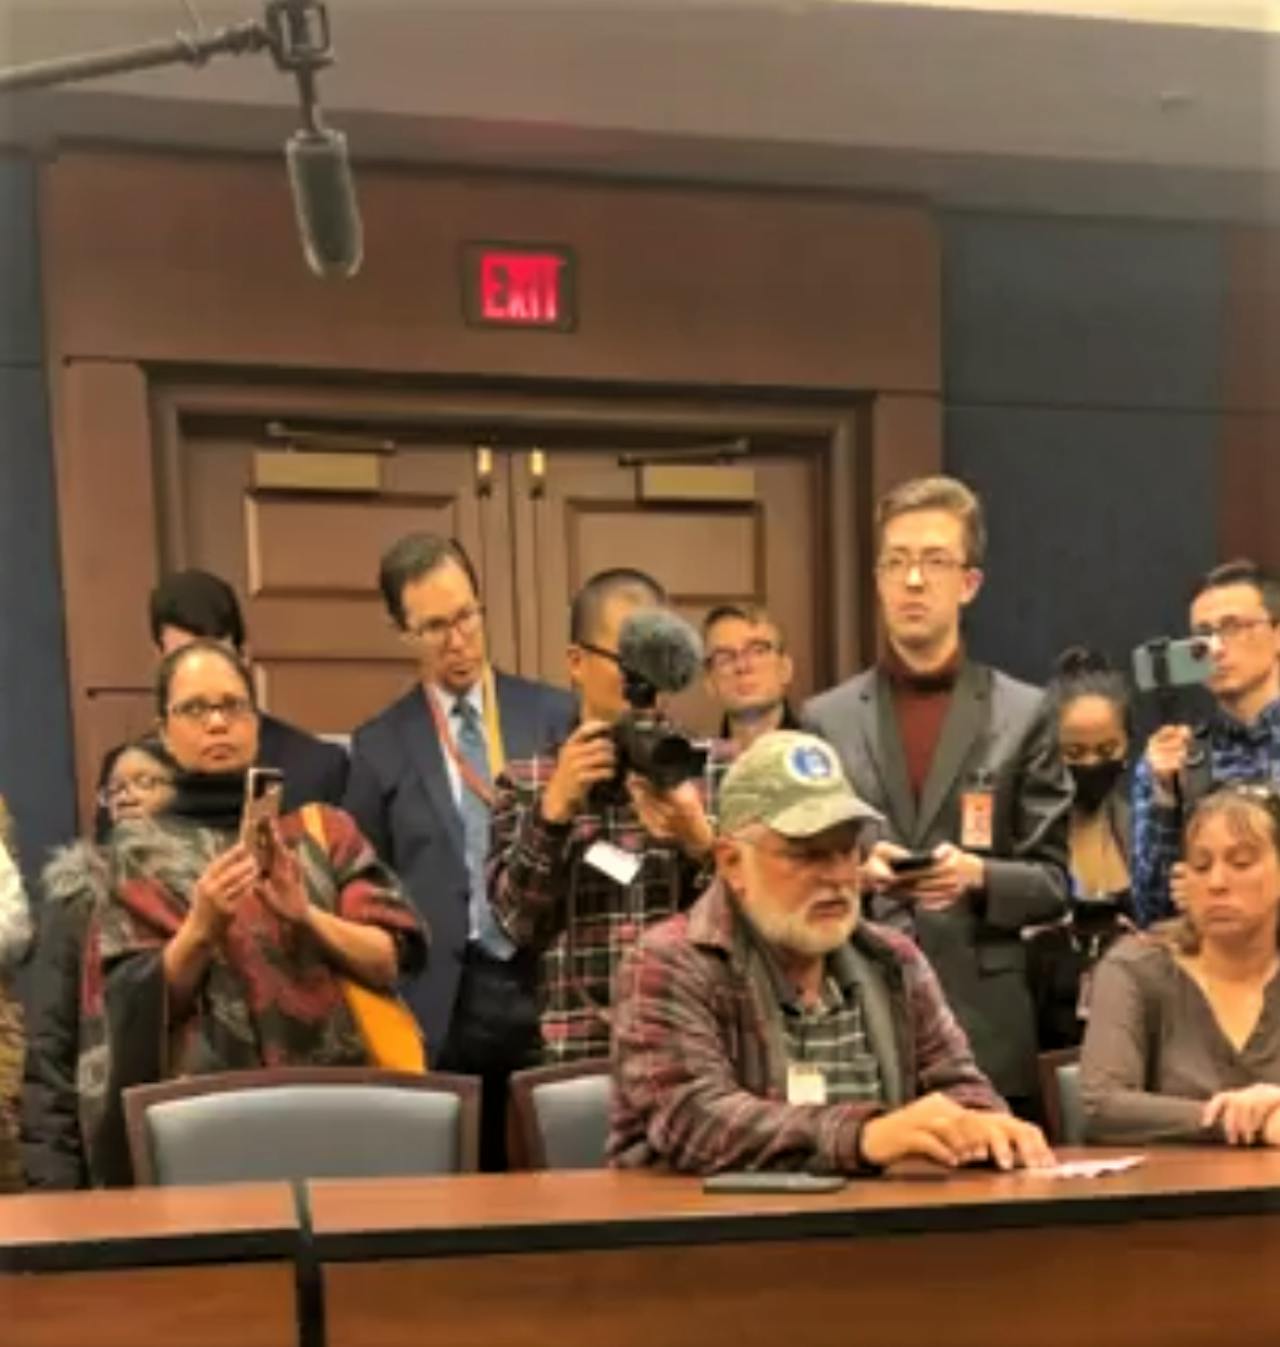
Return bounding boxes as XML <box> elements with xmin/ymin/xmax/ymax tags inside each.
<box><xmin>608</xmin><ymin>731</ymin><xmax>1052</xmax><ymax>1175</ymax></box>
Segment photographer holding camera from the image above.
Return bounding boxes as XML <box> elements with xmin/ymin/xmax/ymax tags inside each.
<box><xmin>1131</xmin><ymin>560</ymin><xmax>1280</xmax><ymax>926</ymax></box>
<box><xmin>488</xmin><ymin>569</ymin><xmax>730</xmax><ymax>1063</ymax></box>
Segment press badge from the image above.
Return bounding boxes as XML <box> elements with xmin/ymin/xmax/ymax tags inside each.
<box><xmin>960</xmin><ymin>778</ymin><xmax>995</xmax><ymax>852</ymax></box>
<box><xmin>584</xmin><ymin>840</ymin><xmax>642</xmax><ymax>886</ymax></box>
<box><xmin>787</xmin><ymin>1064</ymin><xmax>828</xmax><ymax>1106</ymax></box>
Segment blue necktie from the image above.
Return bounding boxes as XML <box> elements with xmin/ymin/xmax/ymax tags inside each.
<box><xmin>453</xmin><ymin>698</ymin><xmax>514</xmax><ymax>960</ymax></box>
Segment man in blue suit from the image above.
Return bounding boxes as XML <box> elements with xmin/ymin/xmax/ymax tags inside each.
<box><xmin>344</xmin><ymin>533</ymin><xmax>574</xmax><ymax>1167</ymax></box>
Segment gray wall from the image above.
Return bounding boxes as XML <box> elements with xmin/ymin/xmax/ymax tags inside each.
<box><xmin>943</xmin><ymin>213</ymin><xmax>1221</xmax><ymax>686</ymax></box>
<box><xmin>0</xmin><ymin>154</ymin><xmax>75</xmax><ymax>883</ymax></box>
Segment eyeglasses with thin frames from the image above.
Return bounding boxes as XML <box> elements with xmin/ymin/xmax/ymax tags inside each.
<box><xmin>1191</xmin><ymin>616</ymin><xmax>1275</xmax><ymax>645</ymax></box>
<box><xmin>875</xmin><ymin>552</ymin><xmax>968</xmax><ymax>584</ymax></box>
<box><xmin>405</xmin><ymin>603</ymin><xmax>485</xmax><ymax>648</ymax></box>
<box><xmin>167</xmin><ymin>695</ymin><xmax>256</xmax><ymax>726</ymax></box>
<box><xmin>705</xmin><ymin>639</ymin><xmax>780</xmax><ymax>674</ymax></box>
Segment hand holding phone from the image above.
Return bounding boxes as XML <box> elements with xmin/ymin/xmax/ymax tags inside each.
<box><xmin>888</xmin><ymin>851</ymin><xmax>936</xmax><ymax>876</ymax></box>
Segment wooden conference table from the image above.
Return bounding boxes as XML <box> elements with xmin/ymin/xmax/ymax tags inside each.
<box><xmin>6</xmin><ymin>1151</ymin><xmax>1280</xmax><ymax>1347</ymax></box>
<box><xmin>309</xmin><ymin>1149</ymin><xmax>1280</xmax><ymax>1347</ymax></box>
<box><xmin>1</xmin><ymin>1183</ymin><xmax>299</xmax><ymax>1347</ymax></box>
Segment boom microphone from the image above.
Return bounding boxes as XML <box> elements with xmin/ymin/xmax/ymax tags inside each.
<box><xmin>617</xmin><ymin>609</ymin><xmax>704</xmax><ymax>697</ymax></box>
<box><xmin>269</xmin><ymin>0</ymin><xmax>364</xmax><ymax>279</ymax></box>
<box><xmin>285</xmin><ymin>126</ymin><xmax>363</xmax><ymax>279</ymax></box>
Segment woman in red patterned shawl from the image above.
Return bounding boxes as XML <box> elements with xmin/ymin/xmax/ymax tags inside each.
<box><xmin>82</xmin><ymin>639</ymin><xmax>428</xmax><ymax>1184</ymax></box>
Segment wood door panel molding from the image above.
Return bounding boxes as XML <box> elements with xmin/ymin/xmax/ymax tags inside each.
<box><xmin>257</xmin><ymin>660</ymin><xmax>417</xmax><ymax>737</ymax></box>
<box><xmin>244</xmin><ymin>494</ymin><xmax>462</xmax><ymax>595</ymax></box>
<box><xmin>568</xmin><ymin>506</ymin><xmax>761</xmax><ymax>598</ymax></box>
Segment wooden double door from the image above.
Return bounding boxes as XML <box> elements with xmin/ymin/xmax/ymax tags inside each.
<box><xmin>84</xmin><ymin>380</ymin><xmax>864</xmax><ymax>804</ymax></box>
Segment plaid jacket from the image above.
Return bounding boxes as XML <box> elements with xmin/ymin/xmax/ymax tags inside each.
<box><xmin>1131</xmin><ymin>700</ymin><xmax>1280</xmax><ymax>926</ymax></box>
<box><xmin>488</xmin><ymin>743</ymin><xmax>732</xmax><ymax>1062</ymax></box>
<box><xmin>608</xmin><ymin>880</ymin><xmax>1005</xmax><ymax>1174</ymax></box>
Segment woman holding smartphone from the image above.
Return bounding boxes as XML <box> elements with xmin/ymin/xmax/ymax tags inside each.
<box><xmin>81</xmin><ymin>639</ymin><xmax>427</xmax><ymax>1185</ymax></box>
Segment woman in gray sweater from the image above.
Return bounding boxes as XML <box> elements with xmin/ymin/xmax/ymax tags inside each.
<box><xmin>1082</xmin><ymin>783</ymin><xmax>1280</xmax><ymax>1145</ymax></box>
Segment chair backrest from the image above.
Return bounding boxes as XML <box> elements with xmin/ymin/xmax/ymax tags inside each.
<box><xmin>507</xmin><ymin>1060</ymin><xmax>611</xmax><ymax>1170</ymax></box>
<box><xmin>124</xmin><ymin>1067</ymin><xmax>480</xmax><ymax>1186</ymax></box>
<box><xmin>1037</xmin><ymin>1048</ymin><xmax>1083</xmax><ymax>1145</ymax></box>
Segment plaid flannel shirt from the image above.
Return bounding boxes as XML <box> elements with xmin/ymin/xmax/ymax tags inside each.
<box><xmin>488</xmin><ymin>741</ymin><xmax>733</xmax><ymax>1062</ymax></box>
<box><xmin>1131</xmin><ymin>699</ymin><xmax>1280</xmax><ymax>926</ymax></box>
<box><xmin>608</xmin><ymin>880</ymin><xmax>1005</xmax><ymax>1174</ymax></box>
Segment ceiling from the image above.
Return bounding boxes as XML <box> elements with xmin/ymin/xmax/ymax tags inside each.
<box><xmin>0</xmin><ymin>0</ymin><xmax>1277</xmax><ymax>220</ymax></box>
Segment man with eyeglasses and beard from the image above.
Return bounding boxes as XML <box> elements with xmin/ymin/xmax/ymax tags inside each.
<box><xmin>804</xmin><ymin>476</ymin><xmax>1071</xmax><ymax>1120</ymax></box>
<box><xmin>344</xmin><ymin>533</ymin><xmax>574</xmax><ymax>1169</ymax></box>
<box><xmin>1131</xmin><ymin>559</ymin><xmax>1280</xmax><ymax>928</ymax></box>
<box><xmin>609</xmin><ymin>731</ymin><xmax>1052</xmax><ymax>1175</ymax></box>
<box><xmin>702</xmin><ymin>604</ymin><xmax>802</xmax><ymax>751</ymax></box>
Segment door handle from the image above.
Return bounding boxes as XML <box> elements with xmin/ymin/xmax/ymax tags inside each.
<box><xmin>528</xmin><ymin>448</ymin><xmax>546</xmax><ymax>500</ymax></box>
<box><xmin>475</xmin><ymin>445</ymin><xmax>494</xmax><ymax>497</ymax></box>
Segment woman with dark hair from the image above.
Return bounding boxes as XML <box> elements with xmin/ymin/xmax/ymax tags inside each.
<box><xmin>21</xmin><ymin>737</ymin><xmax>175</xmax><ymax>1189</ymax></box>
<box><xmin>1082</xmin><ymin>783</ymin><xmax>1280</xmax><ymax>1144</ymax></box>
<box><xmin>82</xmin><ymin>640</ymin><xmax>428</xmax><ymax>1184</ymax></box>
<box><xmin>1025</xmin><ymin>648</ymin><xmax>1133</xmax><ymax>1049</ymax></box>
<box><xmin>1049</xmin><ymin>646</ymin><xmax>1132</xmax><ymax>897</ymax></box>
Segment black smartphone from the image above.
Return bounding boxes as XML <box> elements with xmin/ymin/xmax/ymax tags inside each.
<box><xmin>888</xmin><ymin>851</ymin><xmax>936</xmax><ymax>875</ymax></box>
<box><xmin>702</xmin><ymin>1172</ymin><xmax>848</xmax><ymax>1195</ymax></box>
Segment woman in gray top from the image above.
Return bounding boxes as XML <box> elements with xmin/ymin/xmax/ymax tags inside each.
<box><xmin>1082</xmin><ymin>783</ymin><xmax>1280</xmax><ymax>1145</ymax></box>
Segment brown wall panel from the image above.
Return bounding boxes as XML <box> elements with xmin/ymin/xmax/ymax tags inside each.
<box><xmin>41</xmin><ymin>151</ymin><xmax>940</xmax><ymax>394</ymax></box>
<box><xmin>1223</xmin><ymin>228</ymin><xmax>1280</xmax><ymax>415</ymax></box>
<box><xmin>52</xmin><ymin>361</ymin><xmax>161</xmax><ymax>819</ymax></box>
<box><xmin>1220</xmin><ymin>228</ymin><xmax>1280</xmax><ymax>565</ymax></box>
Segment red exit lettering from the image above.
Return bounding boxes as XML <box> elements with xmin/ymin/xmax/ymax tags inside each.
<box><xmin>477</xmin><ymin>251</ymin><xmax>566</xmax><ymax>326</ymax></box>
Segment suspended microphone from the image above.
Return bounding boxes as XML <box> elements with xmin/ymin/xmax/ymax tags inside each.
<box><xmin>285</xmin><ymin>125</ymin><xmax>363</xmax><ymax>279</ymax></box>
<box><xmin>267</xmin><ymin>0</ymin><xmax>363</xmax><ymax>279</ymax></box>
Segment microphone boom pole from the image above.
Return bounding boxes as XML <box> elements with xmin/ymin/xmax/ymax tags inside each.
<box><xmin>0</xmin><ymin>20</ymin><xmax>272</xmax><ymax>94</ymax></box>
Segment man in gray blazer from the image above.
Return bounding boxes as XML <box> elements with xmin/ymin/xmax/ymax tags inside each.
<box><xmin>805</xmin><ymin>477</ymin><xmax>1070</xmax><ymax>1115</ymax></box>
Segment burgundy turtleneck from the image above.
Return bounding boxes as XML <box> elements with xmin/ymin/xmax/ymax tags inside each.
<box><xmin>882</xmin><ymin>643</ymin><xmax>963</xmax><ymax>801</ymax></box>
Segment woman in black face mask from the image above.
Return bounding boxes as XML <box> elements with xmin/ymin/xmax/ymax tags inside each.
<box><xmin>1052</xmin><ymin>647</ymin><xmax>1132</xmax><ymax>896</ymax></box>
<box><xmin>1026</xmin><ymin>647</ymin><xmax>1134</xmax><ymax>1050</ymax></box>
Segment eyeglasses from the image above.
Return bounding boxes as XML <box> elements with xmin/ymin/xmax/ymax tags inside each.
<box><xmin>705</xmin><ymin>639</ymin><xmax>780</xmax><ymax>674</ymax></box>
<box><xmin>99</xmin><ymin>773</ymin><xmax>173</xmax><ymax>805</ymax></box>
<box><xmin>405</xmin><ymin>603</ymin><xmax>485</xmax><ymax>648</ymax></box>
<box><xmin>875</xmin><ymin>551</ymin><xmax>968</xmax><ymax>584</ymax></box>
<box><xmin>167</xmin><ymin>695</ymin><xmax>256</xmax><ymax>725</ymax></box>
<box><xmin>577</xmin><ymin>641</ymin><xmax>622</xmax><ymax>665</ymax></box>
<box><xmin>1190</xmin><ymin>617</ymin><xmax>1274</xmax><ymax>644</ymax></box>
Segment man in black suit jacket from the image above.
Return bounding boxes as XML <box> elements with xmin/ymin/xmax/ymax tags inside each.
<box><xmin>344</xmin><ymin>534</ymin><xmax>573</xmax><ymax>1168</ymax></box>
<box><xmin>93</xmin><ymin>570</ymin><xmax>347</xmax><ymax>837</ymax></box>
<box><xmin>805</xmin><ymin>478</ymin><xmax>1071</xmax><ymax>1115</ymax></box>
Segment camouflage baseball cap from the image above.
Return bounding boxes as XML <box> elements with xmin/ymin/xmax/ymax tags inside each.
<box><xmin>718</xmin><ymin>731</ymin><xmax>883</xmax><ymax>839</ymax></box>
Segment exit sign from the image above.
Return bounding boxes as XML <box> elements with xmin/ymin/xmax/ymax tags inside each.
<box><xmin>462</xmin><ymin>243</ymin><xmax>576</xmax><ymax>331</ymax></box>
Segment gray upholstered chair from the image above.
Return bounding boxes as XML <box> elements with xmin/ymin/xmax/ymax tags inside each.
<box><xmin>124</xmin><ymin>1067</ymin><xmax>480</xmax><ymax>1186</ymax></box>
<box><xmin>1037</xmin><ymin>1049</ymin><xmax>1085</xmax><ymax>1145</ymax></box>
<box><xmin>507</xmin><ymin>1059</ymin><xmax>611</xmax><ymax>1170</ymax></box>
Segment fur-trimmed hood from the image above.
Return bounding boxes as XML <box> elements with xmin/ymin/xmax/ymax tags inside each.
<box><xmin>41</xmin><ymin>838</ymin><xmax>110</xmax><ymax>909</ymax></box>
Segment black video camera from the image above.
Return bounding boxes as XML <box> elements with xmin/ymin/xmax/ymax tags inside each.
<box><xmin>610</xmin><ymin>666</ymin><xmax>708</xmax><ymax>794</ymax></box>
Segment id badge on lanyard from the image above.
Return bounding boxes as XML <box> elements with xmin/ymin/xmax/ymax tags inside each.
<box><xmin>960</xmin><ymin>770</ymin><xmax>996</xmax><ymax>853</ymax></box>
